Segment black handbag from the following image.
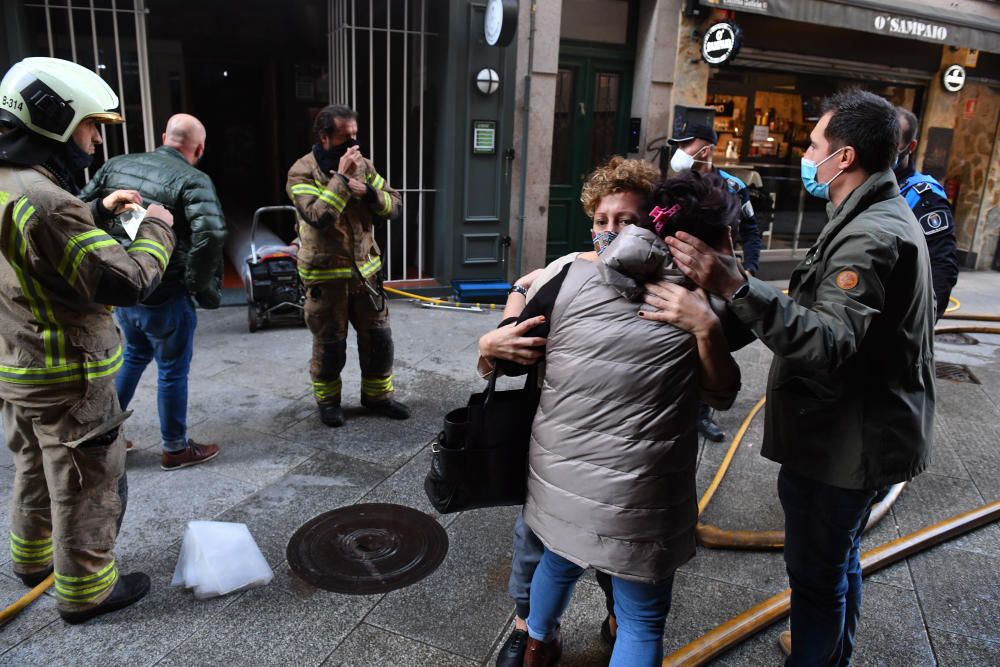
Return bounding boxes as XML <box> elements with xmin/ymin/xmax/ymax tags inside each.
<box><xmin>424</xmin><ymin>367</ymin><xmax>540</xmax><ymax>514</ymax></box>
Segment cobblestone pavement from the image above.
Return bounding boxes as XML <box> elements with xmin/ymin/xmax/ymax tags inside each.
<box><xmin>1</xmin><ymin>271</ymin><xmax>998</xmax><ymax>666</ymax></box>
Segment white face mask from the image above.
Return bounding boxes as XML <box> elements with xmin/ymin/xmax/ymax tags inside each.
<box><xmin>670</xmin><ymin>145</ymin><xmax>712</xmax><ymax>173</ymax></box>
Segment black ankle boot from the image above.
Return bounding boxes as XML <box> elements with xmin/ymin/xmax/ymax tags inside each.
<box><xmin>16</xmin><ymin>565</ymin><xmax>53</xmax><ymax>588</ymax></box>
<box><xmin>361</xmin><ymin>397</ymin><xmax>410</xmax><ymax>420</ymax></box>
<box><xmin>58</xmin><ymin>572</ymin><xmax>151</xmax><ymax>625</ymax></box>
<box><xmin>496</xmin><ymin>628</ymin><xmax>528</xmax><ymax>667</ymax></box>
<box><xmin>318</xmin><ymin>403</ymin><xmax>345</xmax><ymax>427</ymax></box>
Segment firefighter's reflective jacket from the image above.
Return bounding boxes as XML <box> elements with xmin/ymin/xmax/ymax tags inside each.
<box><xmin>0</xmin><ymin>164</ymin><xmax>175</xmax><ymax>418</ymax></box>
<box><xmin>286</xmin><ymin>152</ymin><xmax>400</xmax><ymax>285</ymax></box>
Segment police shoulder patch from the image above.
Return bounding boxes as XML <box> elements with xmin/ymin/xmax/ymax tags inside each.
<box><xmin>835</xmin><ymin>270</ymin><xmax>859</xmax><ymax>290</ymax></box>
<box><xmin>919</xmin><ymin>210</ymin><xmax>950</xmax><ymax>236</ymax></box>
<box><xmin>913</xmin><ymin>182</ymin><xmax>932</xmax><ymax>194</ymax></box>
<box><xmin>741</xmin><ymin>200</ymin><xmax>755</xmax><ymax>218</ymax></box>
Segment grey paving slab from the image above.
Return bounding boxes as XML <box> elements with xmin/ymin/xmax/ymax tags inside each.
<box><xmin>115</xmin><ymin>466</ymin><xmax>259</xmax><ymax>562</ymax></box>
<box><xmin>696</xmin><ymin>465</ymin><xmax>784</xmax><ymax>534</ymax></box>
<box><xmin>929</xmin><ymin>628</ymin><xmax>1000</xmax><ymax>667</ymax></box>
<box><xmin>933</xmin><ymin>381</ymin><xmax>1000</xmax><ymax>428</ymax></box>
<box><xmin>942</xmin><ymin>419</ymin><xmax>1000</xmax><ymax>501</ymax></box>
<box><xmin>678</xmin><ymin>546</ymin><xmax>788</xmax><ymax>598</ymax></box>
<box><xmin>159</xmin><ymin>564</ymin><xmax>380</xmax><ymax>667</ymax></box>
<box><xmin>0</xmin><ymin>572</ymin><xmax>58</xmax><ymax>655</ymax></box>
<box><xmin>925</xmin><ymin>416</ymin><xmax>973</xmax><ymax>481</ymax></box>
<box><xmin>860</xmin><ymin>510</ymin><xmax>914</xmax><ymax>591</ymax></box>
<box><xmin>357</xmin><ymin>444</ymin><xmax>461</xmax><ymax>529</ymax></box>
<box><xmin>0</xmin><ymin>549</ymin><xmax>238</xmax><ymax>667</ymax></box>
<box><xmin>909</xmin><ymin>546</ymin><xmax>1000</xmax><ymax>643</ymax></box>
<box><xmin>852</xmin><ymin>581</ymin><xmax>935</xmax><ymax>666</ymax></box>
<box><xmin>323</xmin><ymin>623</ymin><xmax>477</xmax><ymax>667</ymax></box>
<box><xmin>365</xmin><ymin>505</ymin><xmax>521</xmax><ymax>662</ymax></box>
<box><xmin>892</xmin><ymin>472</ymin><xmax>1000</xmax><ymax>557</ymax></box>
<box><xmin>212</xmin><ymin>450</ymin><xmax>393</xmax><ymax>567</ymax></box>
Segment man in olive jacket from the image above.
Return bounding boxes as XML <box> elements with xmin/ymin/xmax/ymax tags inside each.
<box><xmin>659</xmin><ymin>90</ymin><xmax>935</xmax><ymax>665</ymax></box>
<box><xmin>79</xmin><ymin>113</ymin><xmax>227</xmax><ymax>470</ymax></box>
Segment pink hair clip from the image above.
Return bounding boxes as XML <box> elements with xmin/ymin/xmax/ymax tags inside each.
<box><xmin>649</xmin><ymin>204</ymin><xmax>681</xmax><ymax>235</ymax></box>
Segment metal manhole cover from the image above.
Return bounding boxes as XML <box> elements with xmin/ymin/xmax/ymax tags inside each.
<box><xmin>935</xmin><ymin>362</ymin><xmax>981</xmax><ymax>384</ymax></box>
<box><xmin>286</xmin><ymin>503</ymin><xmax>448</xmax><ymax>594</ymax></box>
<box><xmin>935</xmin><ymin>332</ymin><xmax>979</xmax><ymax>346</ymax></box>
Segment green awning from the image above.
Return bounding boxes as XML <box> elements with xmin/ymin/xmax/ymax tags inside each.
<box><xmin>700</xmin><ymin>0</ymin><xmax>1000</xmax><ymax>54</ymax></box>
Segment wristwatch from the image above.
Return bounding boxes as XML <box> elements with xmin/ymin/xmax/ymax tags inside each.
<box><xmin>509</xmin><ymin>284</ymin><xmax>528</xmax><ymax>297</ymax></box>
<box><xmin>730</xmin><ymin>279</ymin><xmax>750</xmax><ymax>301</ymax></box>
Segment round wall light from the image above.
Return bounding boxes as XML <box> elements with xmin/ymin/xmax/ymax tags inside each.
<box><xmin>476</xmin><ymin>68</ymin><xmax>500</xmax><ymax>95</ymax></box>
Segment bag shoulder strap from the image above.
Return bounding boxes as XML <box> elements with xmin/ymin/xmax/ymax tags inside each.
<box><xmin>548</xmin><ymin>258</ymin><xmax>597</xmax><ymax>333</ymax></box>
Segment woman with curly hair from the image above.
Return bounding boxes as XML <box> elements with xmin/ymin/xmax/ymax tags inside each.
<box><xmin>481</xmin><ymin>158</ymin><xmax>742</xmax><ymax>667</ymax></box>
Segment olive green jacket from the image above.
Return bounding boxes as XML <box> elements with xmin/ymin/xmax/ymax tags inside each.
<box><xmin>728</xmin><ymin>170</ymin><xmax>936</xmax><ymax>490</ymax></box>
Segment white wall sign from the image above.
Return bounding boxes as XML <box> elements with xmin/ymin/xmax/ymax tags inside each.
<box><xmin>942</xmin><ymin>64</ymin><xmax>966</xmax><ymax>93</ymax></box>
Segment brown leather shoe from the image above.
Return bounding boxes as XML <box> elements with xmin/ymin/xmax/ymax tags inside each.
<box><xmin>779</xmin><ymin>630</ymin><xmax>792</xmax><ymax>657</ymax></box>
<box><xmin>161</xmin><ymin>440</ymin><xmax>220</xmax><ymax>471</ymax></box>
<box><xmin>523</xmin><ymin>633</ymin><xmax>562</xmax><ymax>667</ymax></box>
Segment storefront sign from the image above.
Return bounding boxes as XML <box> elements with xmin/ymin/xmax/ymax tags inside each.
<box><xmin>751</xmin><ymin>125</ymin><xmax>769</xmax><ymax>142</ymax></box>
<box><xmin>701</xmin><ymin>22</ymin><xmax>742</xmax><ymax>65</ymax></box>
<box><xmin>942</xmin><ymin>65</ymin><xmax>966</xmax><ymax>93</ymax></box>
<box><xmin>964</xmin><ymin>99</ymin><xmax>978</xmax><ymax>119</ymax></box>
<box><xmin>873</xmin><ymin>15</ymin><xmax>948</xmax><ymax>42</ymax></box>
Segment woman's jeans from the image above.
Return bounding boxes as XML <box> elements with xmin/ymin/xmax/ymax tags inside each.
<box><xmin>779</xmin><ymin>467</ymin><xmax>880</xmax><ymax>667</ymax></box>
<box><xmin>526</xmin><ymin>548</ymin><xmax>674</xmax><ymax>667</ymax></box>
<box><xmin>115</xmin><ymin>293</ymin><xmax>197</xmax><ymax>453</ymax></box>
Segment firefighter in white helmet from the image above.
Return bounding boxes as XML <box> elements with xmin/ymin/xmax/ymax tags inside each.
<box><xmin>0</xmin><ymin>57</ymin><xmax>175</xmax><ymax>623</ymax></box>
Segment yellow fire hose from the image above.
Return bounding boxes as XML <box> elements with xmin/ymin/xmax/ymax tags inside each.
<box><xmin>0</xmin><ymin>573</ymin><xmax>53</xmax><ymax>626</ymax></box>
<box><xmin>382</xmin><ymin>285</ymin><xmax>502</xmax><ymax>312</ymax></box>
<box><xmin>665</xmin><ymin>498</ymin><xmax>1000</xmax><ymax>666</ymax></box>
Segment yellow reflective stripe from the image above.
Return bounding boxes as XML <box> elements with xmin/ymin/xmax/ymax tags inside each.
<box><xmin>311</xmin><ymin>180</ymin><xmax>347</xmax><ymax>211</ymax></box>
<box><xmin>127</xmin><ymin>238</ymin><xmax>169</xmax><ymax>269</ymax></box>
<box><xmin>361</xmin><ymin>376</ymin><xmax>393</xmax><ymax>396</ymax></box>
<box><xmin>55</xmin><ymin>563</ymin><xmax>118</xmax><ymax>602</ymax></box>
<box><xmin>55</xmin><ymin>560</ymin><xmax>116</xmax><ymax>584</ymax></box>
<box><xmin>0</xmin><ymin>345</ymin><xmax>123</xmax><ymax>385</ymax></box>
<box><xmin>312</xmin><ymin>378</ymin><xmax>342</xmax><ymax>400</ymax></box>
<box><xmin>298</xmin><ymin>266</ymin><xmax>353</xmax><ymax>281</ymax></box>
<box><xmin>365</xmin><ymin>172</ymin><xmax>385</xmax><ymax>190</ymax></box>
<box><xmin>7</xmin><ymin>198</ymin><xmax>65</xmax><ymax>366</ymax></box>
<box><xmin>10</xmin><ymin>532</ymin><xmax>52</xmax><ymax>546</ymax></box>
<box><xmin>378</xmin><ymin>191</ymin><xmax>393</xmax><ymax>217</ymax></box>
<box><xmin>359</xmin><ymin>256</ymin><xmax>382</xmax><ymax>278</ymax></box>
<box><xmin>58</xmin><ymin>228</ymin><xmax>118</xmax><ymax>285</ymax></box>
<box><xmin>291</xmin><ymin>183</ymin><xmax>322</xmax><ymax>197</ymax></box>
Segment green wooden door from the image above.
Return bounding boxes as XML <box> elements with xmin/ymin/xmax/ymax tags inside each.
<box><xmin>546</xmin><ymin>53</ymin><xmax>632</xmax><ymax>264</ymax></box>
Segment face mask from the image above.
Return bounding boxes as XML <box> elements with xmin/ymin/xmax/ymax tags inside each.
<box><xmin>591</xmin><ymin>230</ymin><xmax>619</xmax><ymax>255</ymax></box>
<box><xmin>670</xmin><ymin>145</ymin><xmax>711</xmax><ymax>173</ymax></box>
<box><xmin>66</xmin><ymin>139</ymin><xmax>94</xmax><ymax>171</ymax></box>
<box><xmin>800</xmin><ymin>147</ymin><xmax>845</xmax><ymax>200</ymax></box>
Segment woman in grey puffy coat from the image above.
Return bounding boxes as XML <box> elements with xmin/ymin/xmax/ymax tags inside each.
<box><xmin>501</xmin><ymin>171</ymin><xmax>743</xmax><ymax>667</ymax></box>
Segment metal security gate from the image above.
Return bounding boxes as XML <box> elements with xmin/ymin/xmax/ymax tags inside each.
<box><xmin>328</xmin><ymin>0</ymin><xmax>437</xmax><ymax>283</ymax></box>
<box><xmin>22</xmin><ymin>0</ymin><xmax>156</xmax><ymax>167</ymax></box>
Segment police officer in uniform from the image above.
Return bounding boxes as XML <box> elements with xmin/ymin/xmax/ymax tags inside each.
<box><xmin>668</xmin><ymin>122</ymin><xmax>762</xmax><ymax>442</ymax></box>
<box><xmin>287</xmin><ymin>105</ymin><xmax>409</xmax><ymax>427</ymax></box>
<box><xmin>0</xmin><ymin>58</ymin><xmax>176</xmax><ymax>623</ymax></box>
<box><xmin>894</xmin><ymin>107</ymin><xmax>958</xmax><ymax>320</ymax></box>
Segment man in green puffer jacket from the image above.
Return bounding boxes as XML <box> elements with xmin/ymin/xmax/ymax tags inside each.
<box><xmin>79</xmin><ymin>113</ymin><xmax>227</xmax><ymax>471</ymax></box>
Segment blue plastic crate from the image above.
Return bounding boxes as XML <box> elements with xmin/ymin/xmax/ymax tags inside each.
<box><xmin>452</xmin><ymin>280</ymin><xmax>512</xmax><ymax>303</ymax></box>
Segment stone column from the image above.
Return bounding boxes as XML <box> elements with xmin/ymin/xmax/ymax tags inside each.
<box><xmin>508</xmin><ymin>0</ymin><xmax>562</xmax><ymax>277</ymax></box>
<box><xmin>668</xmin><ymin>5</ymin><xmax>712</xmax><ymax>131</ymax></box>
<box><xmin>630</xmin><ymin>0</ymin><xmax>682</xmax><ymax>160</ymax></box>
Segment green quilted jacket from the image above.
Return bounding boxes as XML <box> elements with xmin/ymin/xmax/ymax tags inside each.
<box><xmin>79</xmin><ymin>146</ymin><xmax>227</xmax><ymax>308</ymax></box>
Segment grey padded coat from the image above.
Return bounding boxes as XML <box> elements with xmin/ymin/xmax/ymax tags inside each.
<box><xmin>522</xmin><ymin>225</ymin><xmax>739</xmax><ymax>584</ymax></box>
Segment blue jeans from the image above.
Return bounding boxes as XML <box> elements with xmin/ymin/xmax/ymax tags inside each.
<box><xmin>115</xmin><ymin>293</ymin><xmax>197</xmax><ymax>453</ymax></box>
<box><xmin>526</xmin><ymin>548</ymin><xmax>674</xmax><ymax>667</ymax></box>
<box><xmin>779</xmin><ymin>467</ymin><xmax>880</xmax><ymax>667</ymax></box>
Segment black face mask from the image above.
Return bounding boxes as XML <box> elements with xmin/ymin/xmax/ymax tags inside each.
<box><xmin>313</xmin><ymin>138</ymin><xmax>359</xmax><ymax>174</ymax></box>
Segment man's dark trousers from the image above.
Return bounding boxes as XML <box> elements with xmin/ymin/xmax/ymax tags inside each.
<box><xmin>779</xmin><ymin>467</ymin><xmax>882</xmax><ymax>667</ymax></box>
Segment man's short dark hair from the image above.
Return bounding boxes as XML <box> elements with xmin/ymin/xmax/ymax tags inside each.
<box><xmin>896</xmin><ymin>107</ymin><xmax>919</xmax><ymax>146</ymax></box>
<box><xmin>821</xmin><ymin>90</ymin><xmax>899</xmax><ymax>174</ymax></box>
<box><xmin>314</xmin><ymin>105</ymin><xmax>357</xmax><ymax>140</ymax></box>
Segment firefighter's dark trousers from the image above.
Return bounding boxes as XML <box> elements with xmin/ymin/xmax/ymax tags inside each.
<box><xmin>304</xmin><ymin>276</ymin><xmax>395</xmax><ymax>405</ymax></box>
<box><xmin>3</xmin><ymin>378</ymin><xmax>127</xmax><ymax>612</ymax></box>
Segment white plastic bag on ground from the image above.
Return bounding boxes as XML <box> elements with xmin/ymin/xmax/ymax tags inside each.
<box><xmin>171</xmin><ymin>521</ymin><xmax>273</xmax><ymax>598</ymax></box>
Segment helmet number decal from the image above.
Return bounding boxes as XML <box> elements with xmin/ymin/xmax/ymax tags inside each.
<box><xmin>1</xmin><ymin>96</ymin><xmax>25</xmax><ymax>113</ymax></box>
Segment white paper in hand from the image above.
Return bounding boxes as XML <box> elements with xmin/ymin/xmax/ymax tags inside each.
<box><xmin>118</xmin><ymin>204</ymin><xmax>147</xmax><ymax>241</ymax></box>
<box><xmin>171</xmin><ymin>521</ymin><xmax>273</xmax><ymax>599</ymax></box>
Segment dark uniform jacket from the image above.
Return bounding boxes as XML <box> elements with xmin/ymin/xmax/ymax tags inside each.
<box><xmin>79</xmin><ymin>146</ymin><xmax>227</xmax><ymax>308</ymax></box>
<box><xmin>0</xmin><ymin>163</ymin><xmax>174</xmax><ymax>440</ymax></box>
<box><xmin>286</xmin><ymin>152</ymin><xmax>400</xmax><ymax>285</ymax></box>
<box><xmin>896</xmin><ymin>163</ymin><xmax>958</xmax><ymax>319</ymax></box>
<box><xmin>728</xmin><ymin>170</ymin><xmax>935</xmax><ymax>490</ymax></box>
<box><xmin>717</xmin><ymin>168</ymin><xmax>763</xmax><ymax>275</ymax></box>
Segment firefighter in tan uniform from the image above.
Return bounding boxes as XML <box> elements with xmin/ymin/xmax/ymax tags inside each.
<box><xmin>287</xmin><ymin>105</ymin><xmax>409</xmax><ymax>427</ymax></box>
<box><xmin>0</xmin><ymin>58</ymin><xmax>175</xmax><ymax>623</ymax></box>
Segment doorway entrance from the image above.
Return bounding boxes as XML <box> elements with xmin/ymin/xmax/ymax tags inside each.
<box><xmin>546</xmin><ymin>48</ymin><xmax>634</xmax><ymax>264</ymax></box>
